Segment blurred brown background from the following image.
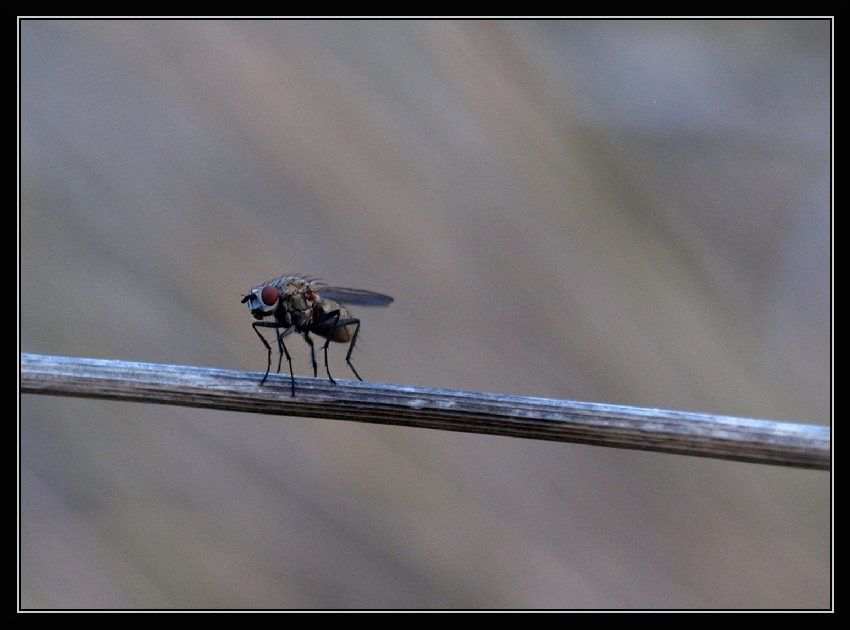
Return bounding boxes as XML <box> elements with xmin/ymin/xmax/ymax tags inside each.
<box><xmin>19</xmin><ymin>19</ymin><xmax>831</xmax><ymax>609</ymax></box>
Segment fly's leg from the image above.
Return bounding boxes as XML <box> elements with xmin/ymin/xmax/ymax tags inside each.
<box><xmin>315</xmin><ymin>310</ymin><xmax>341</xmax><ymax>384</ymax></box>
<box><xmin>313</xmin><ymin>310</ymin><xmax>363</xmax><ymax>384</ymax></box>
<box><xmin>252</xmin><ymin>321</ymin><xmax>297</xmax><ymax>395</ymax></box>
<box><xmin>321</xmin><ymin>328</ymin><xmax>336</xmax><ymax>385</ymax></box>
<box><xmin>275</xmin><ymin>331</ymin><xmax>295</xmax><ymax>395</ymax></box>
<box><xmin>250</xmin><ymin>322</ymin><xmax>274</xmax><ymax>385</ymax></box>
<box><xmin>343</xmin><ymin>320</ymin><xmax>363</xmax><ymax>381</ymax></box>
<box><xmin>302</xmin><ymin>332</ymin><xmax>319</xmax><ymax>377</ymax></box>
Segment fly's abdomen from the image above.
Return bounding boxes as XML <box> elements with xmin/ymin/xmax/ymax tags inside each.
<box><xmin>312</xmin><ymin>302</ymin><xmax>356</xmax><ymax>342</ymax></box>
<box><xmin>328</xmin><ymin>322</ymin><xmax>356</xmax><ymax>343</ymax></box>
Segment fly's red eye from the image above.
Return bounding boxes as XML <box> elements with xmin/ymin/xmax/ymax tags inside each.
<box><xmin>260</xmin><ymin>285</ymin><xmax>279</xmax><ymax>306</ymax></box>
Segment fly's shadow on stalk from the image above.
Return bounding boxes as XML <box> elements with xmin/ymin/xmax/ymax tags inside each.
<box><xmin>241</xmin><ymin>275</ymin><xmax>393</xmax><ymax>396</ymax></box>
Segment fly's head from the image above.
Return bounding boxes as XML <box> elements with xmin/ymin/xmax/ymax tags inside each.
<box><xmin>241</xmin><ymin>285</ymin><xmax>281</xmax><ymax>320</ymax></box>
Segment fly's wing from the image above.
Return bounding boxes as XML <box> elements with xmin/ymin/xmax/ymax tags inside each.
<box><xmin>317</xmin><ymin>287</ymin><xmax>393</xmax><ymax>307</ymax></box>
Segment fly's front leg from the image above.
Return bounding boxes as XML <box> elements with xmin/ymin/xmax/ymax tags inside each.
<box><xmin>253</xmin><ymin>321</ymin><xmax>297</xmax><ymax>395</ymax></box>
<box><xmin>250</xmin><ymin>322</ymin><xmax>275</xmax><ymax>385</ymax></box>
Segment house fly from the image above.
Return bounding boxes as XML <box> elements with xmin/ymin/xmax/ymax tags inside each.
<box><xmin>241</xmin><ymin>275</ymin><xmax>393</xmax><ymax>395</ymax></box>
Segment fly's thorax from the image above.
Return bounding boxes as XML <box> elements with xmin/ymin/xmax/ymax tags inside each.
<box><xmin>283</xmin><ymin>278</ymin><xmax>317</xmax><ymax>302</ymax></box>
<box><xmin>277</xmin><ymin>278</ymin><xmax>321</xmax><ymax>328</ymax></box>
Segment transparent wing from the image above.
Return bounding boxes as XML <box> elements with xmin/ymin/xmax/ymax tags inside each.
<box><xmin>317</xmin><ymin>287</ymin><xmax>393</xmax><ymax>307</ymax></box>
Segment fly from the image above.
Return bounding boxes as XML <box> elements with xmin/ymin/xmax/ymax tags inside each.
<box><xmin>241</xmin><ymin>274</ymin><xmax>393</xmax><ymax>395</ymax></box>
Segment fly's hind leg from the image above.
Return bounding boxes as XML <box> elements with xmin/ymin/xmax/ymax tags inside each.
<box><xmin>343</xmin><ymin>320</ymin><xmax>363</xmax><ymax>381</ymax></box>
<box><xmin>315</xmin><ymin>310</ymin><xmax>364</xmax><ymax>384</ymax></box>
<box><xmin>320</xmin><ymin>322</ymin><xmax>337</xmax><ymax>385</ymax></box>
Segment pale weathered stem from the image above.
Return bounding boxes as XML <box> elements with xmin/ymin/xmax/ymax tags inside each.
<box><xmin>20</xmin><ymin>353</ymin><xmax>830</xmax><ymax>470</ymax></box>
